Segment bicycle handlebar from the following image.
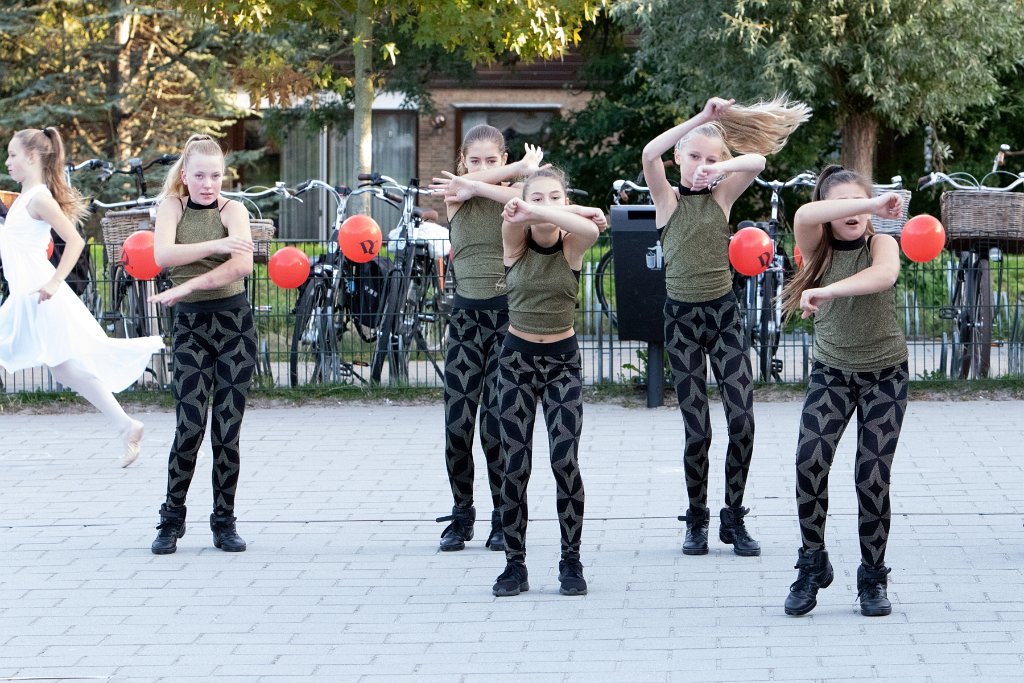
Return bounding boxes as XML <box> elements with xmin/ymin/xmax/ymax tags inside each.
<box><xmin>613</xmin><ymin>179</ymin><xmax>650</xmax><ymax>193</ymax></box>
<box><xmin>918</xmin><ymin>170</ymin><xmax>1024</xmax><ymax>192</ymax></box>
<box><xmin>752</xmin><ymin>172</ymin><xmax>817</xmax><ymax>191</ymax></box>
<box><xmin>358</xmin><ymin>172</ymin><xmax>436</xmax><ymax>197</ymax></box>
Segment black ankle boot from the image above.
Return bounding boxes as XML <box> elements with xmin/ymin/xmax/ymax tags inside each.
<box><xmin>719</xmin><ymin>506</ymin><xmax>761</xmax><ymax>556</ymax></box>
<box><xmin>784</xmin><ymin>547</ymin><xmax>834</xmax><ymax>616</ymax></box>
<box><xmin>210</xmin><ymin>513</ymin><xmax>246</xmax><ymax>552</ymax></box>
<box><xmin>484</xmin><ymin>509</ymin><xmax>505</xmax><ymax>551</ymax></box>
<box><xmin>857</xmin><ymin>563</ymin><xmax>892</xmax><ymax>617</ymax></box>
<box><xmin>151</xmin><ymin>504</ymin><xmax>186</xmax><ymax>555</ymax></box>
<box><xmin>436</xmin><ymin>504</ymin><xmax>475</xmax><ymax>551</ymax></box>
<box><xmin>678</xmin><ymin>506</ymin><xmax>710</xmax><ymax>555</ymax></box>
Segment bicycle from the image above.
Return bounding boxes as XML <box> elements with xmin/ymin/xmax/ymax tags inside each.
<box><xmin>286</xmin><ymin>179</ymin><xmax>391</xmax><ymax>387</ymax></box>
<box><xmin>917</xmin><ymin>169</ymin><xmax>1024</xmax><ymax>379</ymax></box>
<box><xmin>357</xmin><ymin>173</ymin><xmax>450</xmax><ymax>386</ymax></box>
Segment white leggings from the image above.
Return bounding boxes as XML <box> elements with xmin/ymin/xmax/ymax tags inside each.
<box><xmin>49</xmin><ymin>359</ymin><xmax>134</xmax><ymax>433</ymax></box>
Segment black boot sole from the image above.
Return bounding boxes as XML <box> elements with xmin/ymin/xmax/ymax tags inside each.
<box><xmin>492</xmin><ymin>581</ymin><xmax>529</xmax><ymax>597</ymax></box>
<box><xmin>439</xmin><ymin>541</ymin><xmax>466</xmax><ymax>552</ymax></box>
<box><xmin>213</xmin><ymin>537</ymin><xmax>247</xmax><ymax>552</ymax></box>
<box><xmin>860</xmin><ymin>605</ymin><xmax>892</xmax><ymax>617</ymax></box>
<box><xmin>785</xmin><ymin>570</ymin><xmax>835</xmax><ymax>616</ymax></box>
<box><xmin>151</xmin><ymin>526</ymin><xmax>185</xmax><ymax>555</ymax></box>
<box><xmin>682</xmin><ymin>546</ymin><xmax>709</xmax><ymax>556</ymax></box>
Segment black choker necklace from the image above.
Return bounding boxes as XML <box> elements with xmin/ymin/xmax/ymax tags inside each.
<box><xmin>830</xmin><ymin>234</ymin><xmax>866</xmax><ymax>250</ymax></box>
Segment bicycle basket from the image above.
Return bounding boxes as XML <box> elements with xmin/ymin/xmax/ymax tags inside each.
<box><xmin>101</xmin><ymin>207</ymin><xmax>154</xmax><ymax>267</ymax></box>
<box><xmin>870</xmin><ymin>188</ymin><xmax>912</xmax><ymax>236</ymax></box>
<box><xmin>249</xmin><ymin>218</ymin><xmax>276</xmax><ymax>264</ymax></box>
<box><xmin>941</xmin><ymin>190</ymin><xmax>1024</xmax><ymax>253</ymax></box>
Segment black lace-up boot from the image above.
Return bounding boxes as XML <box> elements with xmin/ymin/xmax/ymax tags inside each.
<box><xmin>436</xmin><ymin>504</ymin><xmax>475</xmax><ymax>551</ymax></box>
<box><xmin>558</xmin><ymin>557</ymin><xmax>588</xmax><ymax>596</ymax></box>
<box><xmin>784</xmin><ymin>548</ymin><xmax>834</xmax><ymax>616</ymax></box>
<box><xmin>719</xmin><ymin>506</ymin><xmax>761</xmax><ymax>556</ymax></box>
<box><xmin>492</xmin><ymin>561</ymin><xmax>529</xmax><ymax>597</ymax></box>
<box><xmin>857</xmin><ymin>563</ymin><xmax>892</xmax><ymax>617</ymax></box>
<box><xmin>151</xmin><ymin>504</ymin><xmax>186</xmax><ymax>555</ymax></box>
<box><xmin>484</xmin><ymin>509</ymin><xmax>505</xmax><ymax>551</ymax></box>
<box><xmin>210</xmin><ymin>513</ymin><xmax>247</xmax><ymax>552</ymax></box>
<box><xmin>678</xmin><ymin>506</ymin><xmax>710</xmax><ymax>555</ymax></box>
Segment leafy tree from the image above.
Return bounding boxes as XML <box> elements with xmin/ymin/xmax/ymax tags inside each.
<box><xmin>615</xmin><ymin>0</ymin><xmax>1024</xmax><ymax>178</ymax></box>
<box><xmin>179</xmin><ymin>0</ymin><xmax>609</xmax><ymax>207</ymax></box>
<box><xmin>0</xmin><ymin>0</ymin><xmax>242</xmax><ymax>174</ymax></box>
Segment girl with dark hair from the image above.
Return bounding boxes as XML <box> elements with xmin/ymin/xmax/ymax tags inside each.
<box><xmin>428</xmin><ymin>125</ymin><xmax>543</xmax><ymax>553</ymax></box>
<box><xmin>491</xmin><ymin>167</ymin><xmax>606</xmax><ymax>597</ymax></box>
<box><xmin>147</xmin><ymin>133</ymin><xmax>257</xmax><ymax>555</ymax></box>
<box><xmin>780</xmin><ymin>165</ymin><xmax>907</xmax><ymax>617</ymax></box>
<box><xmin>0</xmin><ymin>127</ymin><xmax>162</xmax><ymax>466</ymax></box>
<box><xmin>642</xmin><ymin>96</ymin><xmax>810</xmax><ymax>558</ymax></box>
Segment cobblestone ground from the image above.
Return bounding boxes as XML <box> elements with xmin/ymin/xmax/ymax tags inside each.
<box><xmin>1</xmin><ymin>399</ymin><xmax>1022</xmax><ymax>682</ymax></box>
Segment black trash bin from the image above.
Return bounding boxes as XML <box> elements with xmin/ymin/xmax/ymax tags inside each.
<box><xmin>610</xmin><ymin>205</ymin><xmax>667</xmax><ymax>407</ymax></box>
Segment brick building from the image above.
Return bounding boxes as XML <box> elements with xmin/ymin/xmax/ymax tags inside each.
<box><xmin>230</xmin><ymin>55</ymin><xmax>592</xmax><ymax>240</ymax></box>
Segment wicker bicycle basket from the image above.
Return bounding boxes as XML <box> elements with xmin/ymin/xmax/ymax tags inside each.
<box><xmin>870</xmin><ymin>188</ymin><xmax>912</xmax><ymax>236</ymax></box>
<box><xmin>940</xmin><ymin>190</ymin><xmax>1024</xmax><ymax>253</ymax></box>
<box><xmin>249</xmin><ymin>218</ymin><xmax>276</xmax><ymax>264</ymax></box>
<box><xmin>101</xmin><ymin>207</ymin><xmax>155</xmax><ymax>267</ymax></box>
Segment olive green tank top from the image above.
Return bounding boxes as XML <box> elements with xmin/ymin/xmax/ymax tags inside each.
<box><xmin>501</xmin><ymin>231</ymin><xmax>579</xmax><ymax>335</ymax></box>
<box><xmin>813</xmin><ymin>235</ymin><xmax>908</xmax><ymax>372</ymax></box>
<box><xmin>449</xmin><ymin>197</ymin><xmax>505</xmax><ymax>301</ymax></box>
<box><xmin>168</xmin><ymin>198</ymin><xmax>245</xmax><ymax>304</ymax></box>
<box><xmin>661</xmin><ymin>189</ymin><xmax>733</xmax><ymax>303</ymax></box>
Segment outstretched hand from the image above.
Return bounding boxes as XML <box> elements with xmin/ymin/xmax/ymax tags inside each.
<box><xmin>521</xmin><ymin>143</ymin><xmax>546</xmax><ymax>173</ymax></box>
<box><xmin>434</xmin><ymin>171</ymin><xmax>476</xmax><ymax>204</ymax></box>
<box><xmin>799</xmin><ymin>287</ymin><xmax>834</xmax><ymax>319</ymax></box>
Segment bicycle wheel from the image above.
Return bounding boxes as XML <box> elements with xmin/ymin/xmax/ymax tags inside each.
<box><xmin>289</xmin><ymin>279</ymin><xmax>340</xmax><ymax>387</ymax></box>
<box><xmin>968</xmin><ymin>257</ymin><xmax>992</xmax><ymax>378</ymax></box>
<box><xmin>757</xmin><ymin>269</ymin><xmax>782</xmax><ymax>382</ymax></box>
<box><xmin>370</xmin><ymin>267</ymin><xmax>404</xmax><ymax>385</ymax></box>
<box><xmin>594</xmin><ymin>249</ymin><xmax>617</xmax><ymax>331</ymax></box>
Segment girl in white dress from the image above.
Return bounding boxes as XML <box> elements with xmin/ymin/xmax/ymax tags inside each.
<box><xmin>0</xmin><ymin>127</ymin><xmax>163</xmax><ymax>466</ymax></box>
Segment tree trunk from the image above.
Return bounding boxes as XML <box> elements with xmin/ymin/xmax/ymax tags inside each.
<box><xmin>840</xmin><ymin>109</ymin><xmax>878</xmax><ymax>179</ymax></box>
<box><xmin>352</xmin><ymin>0</ymin><xmax>374</xmax><ymax>215</ymax></box>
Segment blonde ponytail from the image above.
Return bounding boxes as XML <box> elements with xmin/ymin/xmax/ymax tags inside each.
<box><xmin>718</xmin><ymin>94</ymin><xmax>811</xmax><ymax>156</ymax></box>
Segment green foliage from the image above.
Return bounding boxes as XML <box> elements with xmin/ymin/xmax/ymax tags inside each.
<box><xmin>615</xmin><ymin>0</ymin><xmax>1024</xmax><ymax>176</ymax></box>
<box><xmin>0</xmin><ymin>1</ymin><xmax>243</xmax><ymax>164</ymax></box>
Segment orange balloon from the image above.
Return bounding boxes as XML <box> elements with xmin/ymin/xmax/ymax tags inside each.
<box><xmin>268</xmin><ymin>246</ymin><xmax>310</xmax><ymax>289</ymax></box>
<box><xmin>47</xmin><ymin>238</ymin><xmax>54</xmax><ymax>259</ymax></box>
<box><xmin>900</xmin><ymin>214</ymin><xmax>946</xmax><ymax>263</ymax></box>
<box><xmin>338</xmin><ymin>215</ymin><xmax>382</xmax><ymax>263</ymax></box>
<box><xmin>122</xmin><ymin>231</ymin><xmax>162</xmax><ymax>280</ymax></box>
<box><xmin>729</xmin><ymin>226</ymin><xmax>774</xmax><ymax>276</ymax></box>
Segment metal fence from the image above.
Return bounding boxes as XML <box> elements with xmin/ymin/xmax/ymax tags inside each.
<box><xmin>2</xmin><ymin>235</ymin><xmax>1023</xmax><ymax>394</ymax></box>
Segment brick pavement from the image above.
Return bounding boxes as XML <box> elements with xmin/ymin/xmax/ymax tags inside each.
<box><xmin>1</xmin><ymin>398</ymin><xmax>1022</xmax><ymax>682</ymax></box>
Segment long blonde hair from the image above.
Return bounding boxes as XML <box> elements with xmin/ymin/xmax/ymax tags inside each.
<box><xmin>13</xmin><ymin>128</ymin><xmax>88</xmax><ymax>226</ymax></box>
<box><xmin>676</xmin><ymin>95</ymin><xmax>811</xmax><ymax>158</ymax></box>
<box><xmin>780</xmin><ymin>165</ymin><xmax>876</xmax><ymax>320</ymax></box>
<box><xmin>159</xmin><ymin>134</ymin><xmax>225</xmax><ymax>199</ymax></box>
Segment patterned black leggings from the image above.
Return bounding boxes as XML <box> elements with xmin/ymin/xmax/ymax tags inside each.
<box><xmin>664</xmin><ymin>294</ymin><xmax>755</xmax><ymax>511</ymax></box>
<box><xmin>443</xmin><ymin>307</ymin><xmax>509</xmax><ymax>510</ymax></box>
<box><xmin>497</xmin><ymin>337</ymin><xmax>584</xmax><ymax>564</ymax></box>
<box><xmin>795</xmin><ymin>361</ymin><xmax>908</xmax><ymax>567</ymax></box>
<box><xmin>164</xmin><ymin>303</ymin><xmax>257</xmax><ymax>515</ymax></box>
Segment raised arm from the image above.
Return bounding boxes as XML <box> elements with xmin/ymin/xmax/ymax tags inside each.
<box><xmin>793</xmin><ymin>193</ymin><xmax>903</xmax><ymax>258</ymax></box>
<box><xmin>705</xmin><ymin>154</ymin><xmax>766</xmax><ymax>218</ymax></box>
<box><xmin>501</xmin><ymin>198</ymin><xmax>601</xmax><ymax>269</ymax></box>
<box><xmin>437</xmin><ymin>172</ymin><xmax>522</xmax><ymax>221</ymax></box>
<box><xmin>642</xmin><ymin>97</ymin><xmax>734</xmax><ymax>225</ymax></box>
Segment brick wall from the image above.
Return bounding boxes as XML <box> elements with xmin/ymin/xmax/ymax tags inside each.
<box><xmin>416</xmin><ymin>87</ymin><xmax>592</xmax><ymax>222</ymax></box>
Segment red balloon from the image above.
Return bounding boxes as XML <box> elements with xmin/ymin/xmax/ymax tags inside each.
<box><xmin>793</xmin><ymin>244</ymin><xmax>804</xmax><ymax>269</ymax></box>
<box><xmin>122</xmin><ymin>230</ymin><xmax>162</xmax><ymax>280</ymax></box>
<box><xmin>729</xmin><ymin>226</ymin><xmax>774</xmax><ymax>276</ymax></box>
<box><xmin>47</xmin><ymin>238</ymin><xmax>54</xmax><ymax>259</ymax></box>
<box><xmin>338</xmin><ymin>214</ymin><xmax>382</xmax><ymax>264</ymax></box>
<box><xmin>900</xmin><ymin>214</ymin><xmax>945</xmax><ymax>263</ymax></box>
<box><xmin>268</xmin><ymin>246</ymin><xmax>310</xmax><ymax>289</ymax></box>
